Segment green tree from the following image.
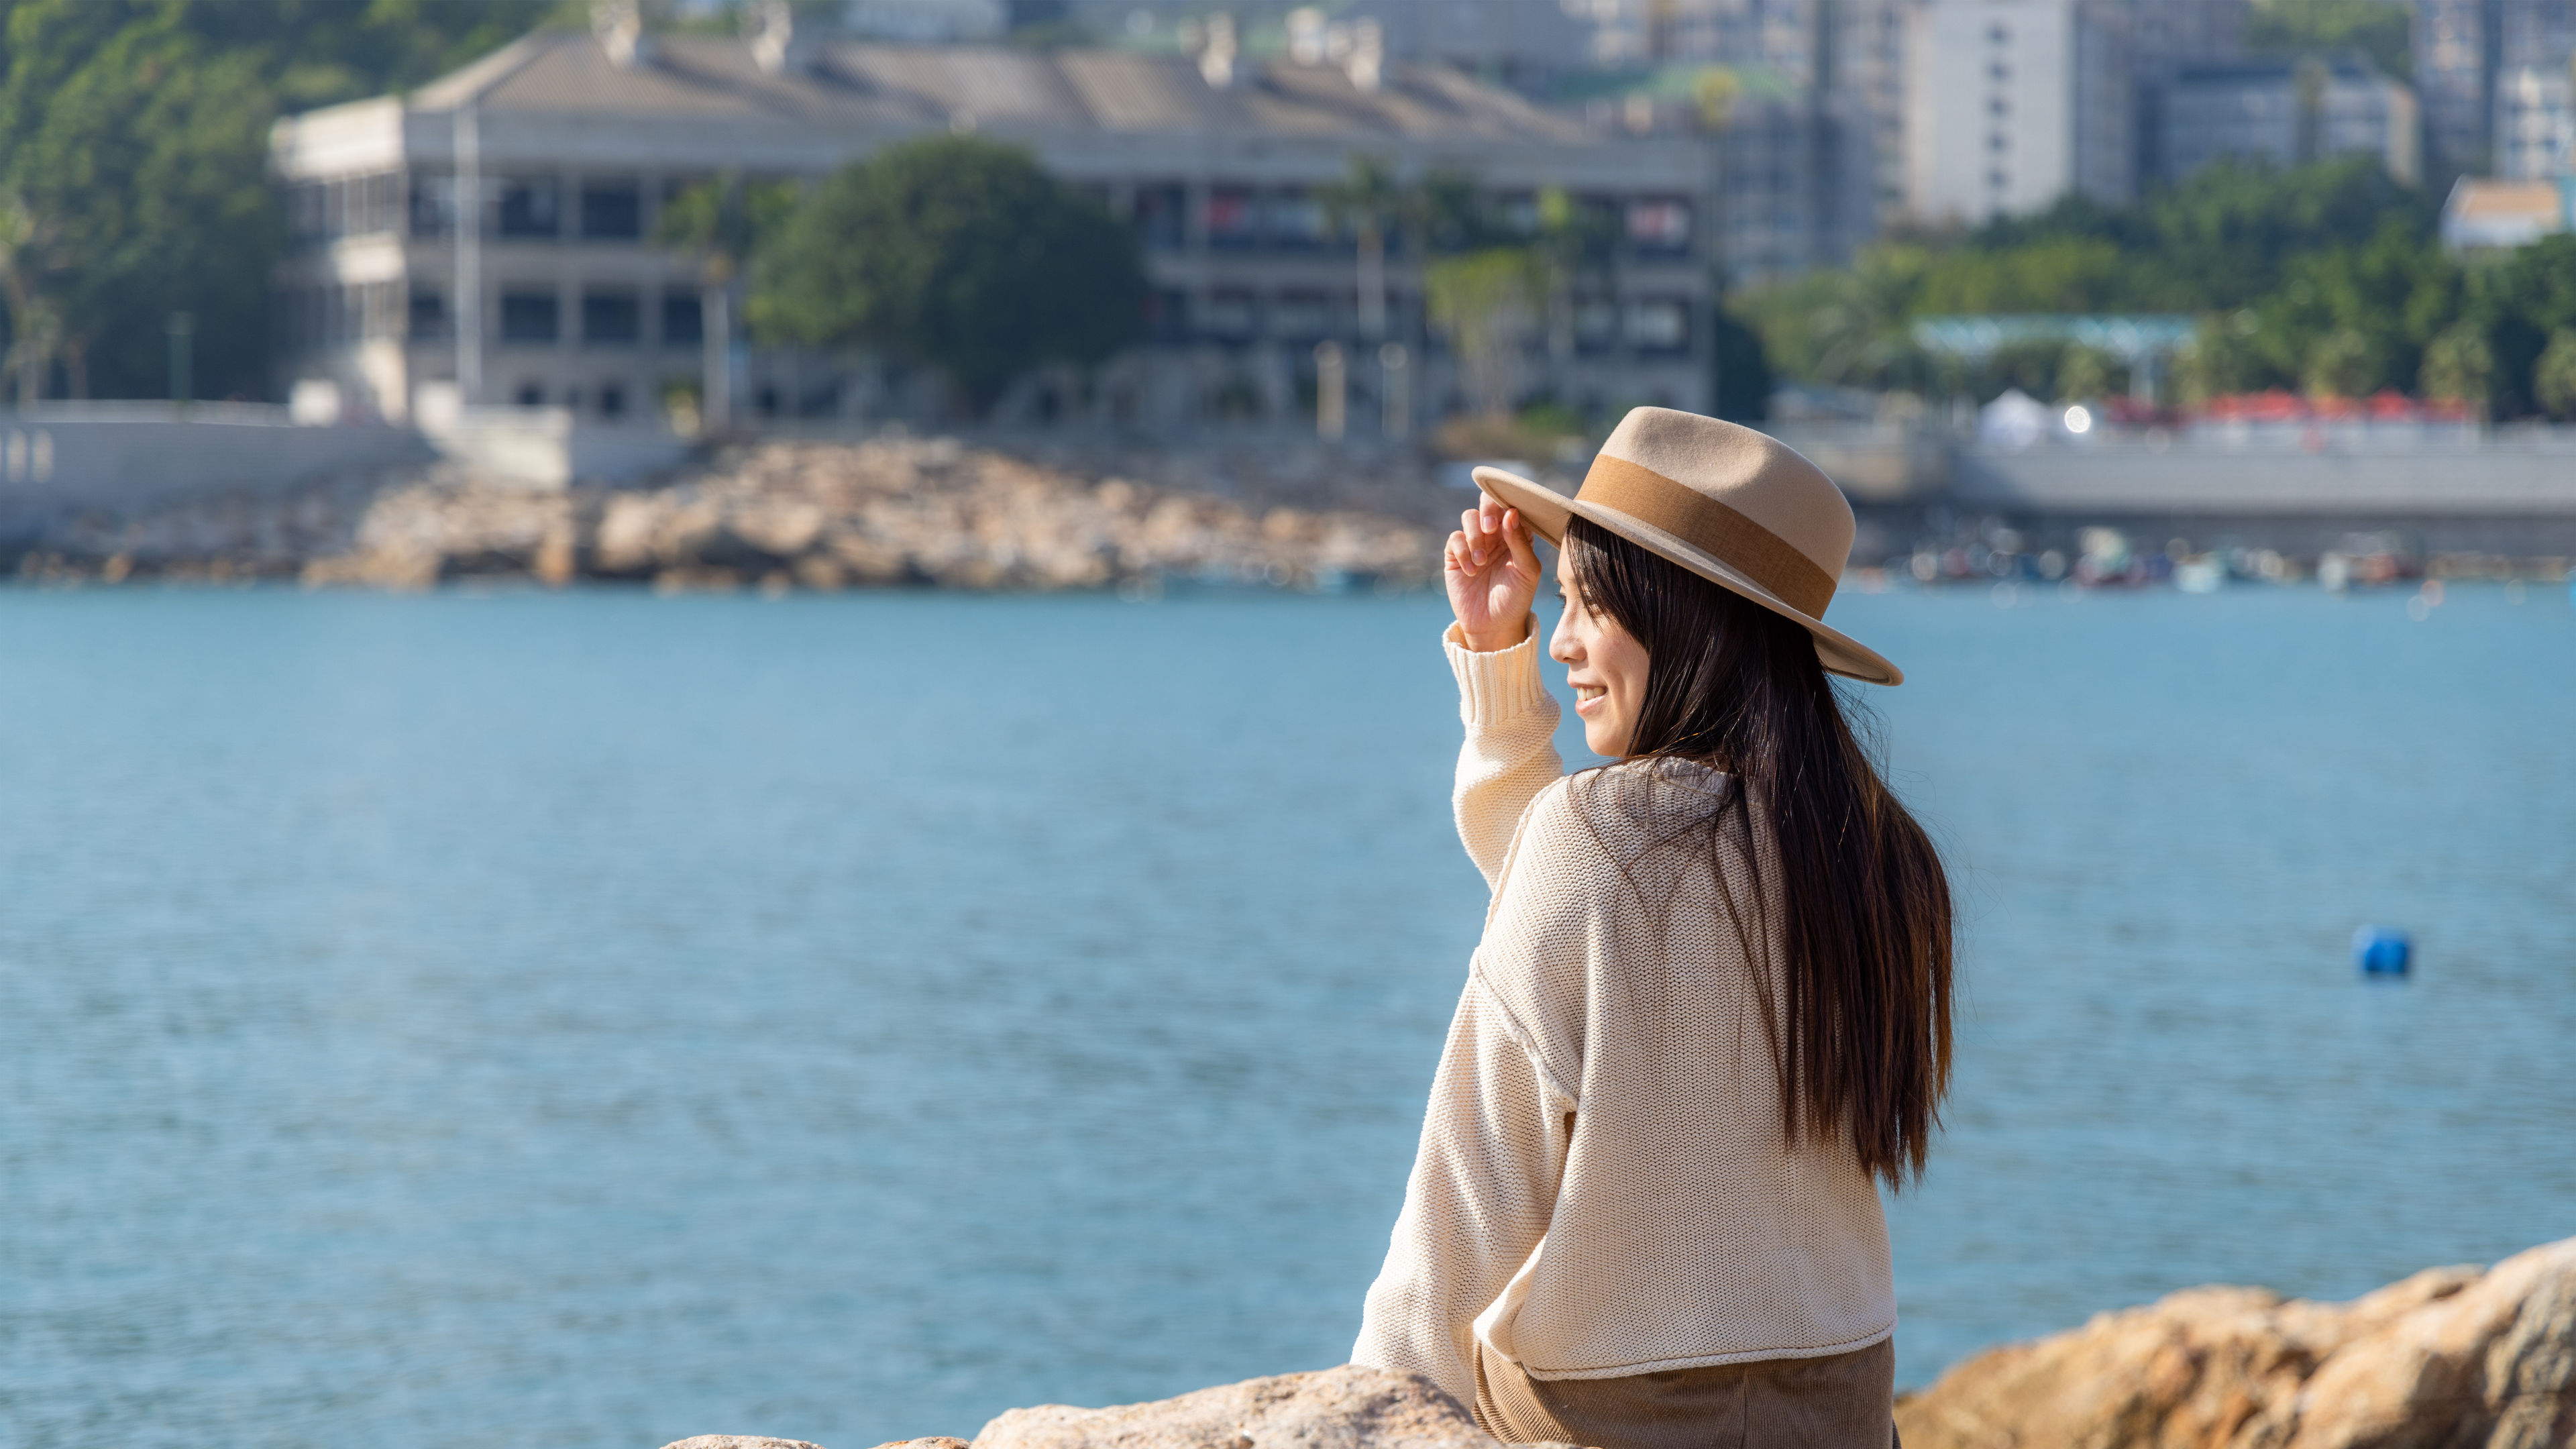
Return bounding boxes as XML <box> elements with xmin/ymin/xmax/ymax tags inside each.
<box><xmin>2054</xmin><ymin>345</ymin><xmax>2119</xmax><ymax>401</ymax></box>
<box><xmin>2419</xmin><ymin>322</ymin><xmax>2495</xmax><ymax>414</ymax></box>
<box><xmin>0</xmin><ymin>0</ymin><xmax>565</xmax><ymax>400</ymax></box>
<box><xmin>1425</xmin><ymin>248</ymin><xmax>1543</xmax><ymax>418</ymax></box>
<box><xmin>2302</xmin><ymin>328</ymin><xmax>2377</xmax><ymax>398</ymax></box>
<box><xmin>2534</xmin><ymin>331</ymin><xmax>2576</xmax><ymax>421</ymax></box>
<box><xmin>750</xmin><ymin>136</ymin><xmax>1146</xmax><ymax>414</ymax></box>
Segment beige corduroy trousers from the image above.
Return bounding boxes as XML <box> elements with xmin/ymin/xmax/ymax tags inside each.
<box><xmin>1472</xmin><ymin>1338</ymin><xmax>1896</xmax><ymax>1449</ymax></box>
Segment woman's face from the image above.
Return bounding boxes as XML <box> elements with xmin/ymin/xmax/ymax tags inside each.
<box><xmin>1552</xmin><ymin>548</ymin><xmax>1651</xmax><ymax>758</ymax></box>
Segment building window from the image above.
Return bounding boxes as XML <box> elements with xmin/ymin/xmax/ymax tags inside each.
<box><xmin>1625</xmin><ymin>298</ymin><xmax>1688</xmax><ymax>354</ymax></box>
<box><xmin>499</xmin><ymin>178</ymin><xmax>561</xmax><ymax>238</ymax></box>
<box><xmin>661</xmin><ymin>290</ymin><xmax>703</xmax><ymax>345</ymax></box>
<box><xmin>1145</xmin><ymin>288</ymin><xmax>1189</xmax><ymax>342</ymax></box>
<box><xmin>1273</xmin><ymin>290</ymin><xmax>1330</xmax><ymax>337</ymax></box>
<box><xmin>580</xmin><ymin>178</ymin><xmax>643</xmax><ymax>239</ymax></box>
<box><xmin>1202</xmin><ymin>288</ymin><xmax>1256</xmax><ymax>337</ymax></box>
<box><xmin>411</xmin><ymin>174</ymin><xmax>453</xmax><ymax>237</ymax></box>
<box><xmin>599</xmin><ymin>382</ymin><xmax>628</xmax><ymax>420</ymax></box>
<box><xmin>582</xmin><ymin>288</ymin><xmax>641</xmax><ymax>345</ymax></box>
<box><xmin>1989</xmin><ymin>23</ymin><xmax>2010</xmax><ymax>44</ymax></box>
<box><xmin>1134</xmin><ymin>184</ymin><xmax>1186</xmax><ymax>250</ymax></box>
<box><xmin>500</xmin><ymin>290</ymin><xmax>560</xmax><ymax>343</ymax></box>
<box><xmin>409</xmin><ymin>288</ymin><xmax>447</xmax><ymax>341</ymax></box>
<box><xmin>1989</xmin><ymin>133</ymin><xmax>2010</xmax><ymax>151</ymax></box>
<box><xmin>516</xmin><ymin>382</ymin><xmax>545</xmax><ymax>407</ymax></box>
<box><xmin>1988</xmin><ymin>62</ymin><xmax>2011</xmax><ymax>81</ymax></box>
<box><xmin>1988</xmin><ymin>169</ymin><xmax>2010</xmax><ymax>190</ymax></box>
<box><xmin>1205</xmin><ymin>187</ymin><xmax>1257</xmax><ymax>248</ymax></box>
<box><xmin>1626</xmin><ymin>198</ymin><xmax>1693</xmax><ymax>254</ymax></box>
<box><xmin>1575</xmin><ymin>299</ymin><xmax>1619</xmax><ymax>354</ymax></box>
<box><xmin>1265</xmin><ymin>191</ymin><xmax>1328</xmax><ymax>249</ymax></box>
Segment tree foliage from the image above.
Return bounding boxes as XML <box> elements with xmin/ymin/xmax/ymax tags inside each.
<box><xmin>2245</xmin><ymin>0</ymin><xmax>2414</xmax><ymax>80</ymax></box>
<box><xmin>0</xmin><ymin>0</ymin><xmax>566</xmax><ymax>400</ymax></box>
<box><xmin>1743</xmin><ymin>157</ymin><xmax>2576</xmax><ymax>418</ymax></box>
<box><xmin>749</xmin><ymin>136</ymin><xmax>1146</xmax><ymax>413</ymax></box>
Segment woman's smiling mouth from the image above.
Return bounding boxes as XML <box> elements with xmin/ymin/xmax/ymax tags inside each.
<box><xmin>1574</xmin><ymin>684</ymin><xmax>1607</xmax><ymax>714</ymax></box>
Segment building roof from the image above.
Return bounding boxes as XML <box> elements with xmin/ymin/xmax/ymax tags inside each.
<box><xmin>2441</xmin><ymin>176</ymin><xmax>2575</xmax><ymax>250</ymax></box>
<box><xmin>387</xmin><ymin>28</ymin><xmax>1593</xmax><ymax>144</ymax></box>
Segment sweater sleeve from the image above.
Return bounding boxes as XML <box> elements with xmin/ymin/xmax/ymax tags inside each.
<box><xmin>1351</xmin><ymin>782</ymin><xmax>1594</xmax><ymax>1413</ymax></box>
<box><xmin>1349</xmin><ymin>971</ymin><xmax>1576</xmax><ymax>1411</ymax></box>
<box><xmin>1445</xmin><ymin>623</ymin><xmax>1563</xmax><ymax>891</ymax></box>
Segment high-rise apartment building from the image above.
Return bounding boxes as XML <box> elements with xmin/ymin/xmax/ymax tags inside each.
<box><xmin>2125</xmin><ymin>0</ymin><xmax>2248</xmax><ymax>180</ymax></box>
<box><xmin>2418</xmin><ymin>0</ymin><xmax>2503</xmax><ymax>178</ymax></box>
<box><xmin>1907</xmin><ymin>0</ymin><xmax>2133</xmax><ymax>224</ymax></box>
<box><xmin>2496</xmin><ymin>0</ymin><xmax>2576</xmax><ymax>177</ymax></box>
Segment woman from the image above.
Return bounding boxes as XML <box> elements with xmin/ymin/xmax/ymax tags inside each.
<box><xmin>1351</xmin><ymin>408</ymin><xmax>1953</xmax><ymax>1448</ymax></box>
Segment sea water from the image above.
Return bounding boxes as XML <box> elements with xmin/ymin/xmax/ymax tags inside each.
<box><xmin>0</xmin><ymin>584</ymin><xmax>2569</xmax><ymax>1448</ymax></box>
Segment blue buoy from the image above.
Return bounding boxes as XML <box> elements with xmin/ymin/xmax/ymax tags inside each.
<box><xmin>2353</xmin><ymin>926</ymin><xmax>2412</xmax><ymax>977</ymax></box>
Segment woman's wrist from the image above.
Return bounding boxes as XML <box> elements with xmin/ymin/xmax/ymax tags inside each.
<box><xmin>1460</xmin><ymin>616</ymin><xmax>1532</xmax><ymax>653</ymax></box>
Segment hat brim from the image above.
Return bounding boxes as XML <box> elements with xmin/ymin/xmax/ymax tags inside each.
<box><xmin>1472</xmin><ymin>464</ymin><xmax>1904</xmax><ymax>687</ymax></box>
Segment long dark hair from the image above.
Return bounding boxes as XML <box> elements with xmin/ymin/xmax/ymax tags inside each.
<box><xmin>1562</xmin><ymin>516</ymin><xmax>1954</xmax><ymax>1188</ymax></box>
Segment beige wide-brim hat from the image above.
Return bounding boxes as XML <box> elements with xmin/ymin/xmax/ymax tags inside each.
<box><xmin>1473</xmin><ymin>406</ymin><xmax>1902</xmax><ymax>686</ymax></box>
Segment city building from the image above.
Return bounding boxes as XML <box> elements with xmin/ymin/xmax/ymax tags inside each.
<box><xmin>2123</xmin><ymin>0</ymin><xmax>2248</xmax><ymax>182</ymax></box>
<box><xmin>2161</xmin><ymin>58</ymin><xmax>2420</xmax><ymax>186</ymax></box>
<box><xmin>267</xmin><ymin>7</ymin><xmax>1722</xmax><ymax>433</ymax></box>
<box><xmin>2496</xmin><ymin>0</ymin><xmax>2576</xmax><ymax>178</ymax></box>
<box><xmin>1906</xmin><ymin>0</ymin><xmax>2134</xmax><ymax>225</ymax></box>
<box><xmin>2416</xmin><ymin>0</ymin><xmax>2502</xmax><ymax>179</ymax></box>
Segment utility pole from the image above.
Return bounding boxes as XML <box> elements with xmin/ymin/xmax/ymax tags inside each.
<box><xmin>166</xmin><ymin>312</ymin><xmax>193</xmax><ymax>416</ymax></box>
<box><xmin>455</xmin><ymin>103</ymin><xmax>483</xmax><ymax>407</ymax></box>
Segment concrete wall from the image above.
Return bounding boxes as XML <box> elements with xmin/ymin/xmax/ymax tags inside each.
<box><xmin>1952</xmin><ymin>433</ymin><xmax>2576</xmax><ymax>515</ymax></box>
<box><xmin>0</xmin><ymin>407</ymin><xmax>428</xmax><ymax>524</ymax></box>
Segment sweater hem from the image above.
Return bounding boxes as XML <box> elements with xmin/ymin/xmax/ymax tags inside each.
<box><xmin>1513</xmin><ymin>1323</ymin><xmax>1896</xmax><ymax>1381</ymax></box>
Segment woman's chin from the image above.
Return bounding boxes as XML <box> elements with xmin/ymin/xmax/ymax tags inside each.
<box><xmin>1582</xmin><ymin>723</ymin><xmax>1629</xmax><ymax>759</ymax></box>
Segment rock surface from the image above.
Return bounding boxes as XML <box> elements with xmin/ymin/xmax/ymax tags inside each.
<box><xmin>1895</xmin><ymin>1236</ymin><xmax>2576</xmax><ymax>1449</ymax></box>
<box><xmin>663</xmin><ymin>1241</ymin><xmax>2576</xmax><ymax>1449</ymax></box>
<box><xmin>972</xmin><ymin>1364</ymin><xmax>1532</xmax><ymax>1449</ymax></box>
<box><xmin>7</xmin><ymin>435</ymin><xmax>1453</xmax><ymax>592</ymax></box>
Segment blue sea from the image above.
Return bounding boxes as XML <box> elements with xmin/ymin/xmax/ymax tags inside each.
<box><xmin>1</xmin><ymin>582</ymin><xmax>2570</xmax><ymax>1449</ymax></box>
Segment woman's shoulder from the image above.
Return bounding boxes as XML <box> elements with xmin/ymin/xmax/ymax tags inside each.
<box><xmin>1511</xmin><ymin>758</ymin><xmax>1743</xmax><ymax>868</ymax></box>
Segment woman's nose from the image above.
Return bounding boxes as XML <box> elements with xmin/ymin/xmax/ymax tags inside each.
<box><xmin>1548</xmin><ymin>615</ymin><xmax>1578</xmax><ymax>663</ymax></box>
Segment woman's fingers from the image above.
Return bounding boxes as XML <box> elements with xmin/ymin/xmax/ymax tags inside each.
<box><xmin>1501</xmin><ymin>508</ymin><xmax>1539</xmax><ymax>574</ymax></box>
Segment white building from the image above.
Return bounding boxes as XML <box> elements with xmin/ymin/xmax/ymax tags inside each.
<box><xmin>267</xmin><ymin>8</ymin><xmax>1721</xmax><ymax>431</ymax></box>
<box><xmin>1905</xmin><ymin>0</ymin><xmax>2133</xmax><ymax>226</ymax></box>
<box><xmin>2496</xmin><ymin>0</ymin><xmax>2576</xmax><ymax>178</ymax></box>
<box><xmin>2162</xmin><ymin>59</ymin><xmax>2420</xmax><ymax>186</ymax></box>
<box><xmin>2417</xmin><ymin>0</ymin><xmax>2499</xmax><ymax>179</ymax></box>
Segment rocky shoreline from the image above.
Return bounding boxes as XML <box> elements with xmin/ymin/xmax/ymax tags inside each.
<box><xmin>6</xmin><ymin>435</ymin><xmax>1456</xmax><ymax>594</ymax></box>
<box><xmin>663</xmin><ymin>1236</ymin><xmax>2575</xmax><ymax>1449</ymax></box>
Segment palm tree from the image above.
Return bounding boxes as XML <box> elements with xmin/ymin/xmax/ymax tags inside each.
<box><xmin>0</xmin><ymin>195</ymin><xmax>64</xmax><ymax>409</ymax></box>
<box><xmin>654</xmin><ymin>173</ymin><xmax>790</xmax><ymax>434</ymax></box>
<box><xmin>1319</xmin><ymin>155</ymin><xmax>1405</xmax><ymax>343</ymax></box>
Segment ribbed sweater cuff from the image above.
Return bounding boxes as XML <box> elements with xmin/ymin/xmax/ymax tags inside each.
<box><xmin>1444</xmin><ymin>623</ymin><xmax>1550</xmax><ymax>726</ymax></box>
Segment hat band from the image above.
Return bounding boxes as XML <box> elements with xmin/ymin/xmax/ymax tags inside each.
<box><xmin>1576</xmin><ymin>453</ymin><xmax>1838</xmax><ymax>618</ymax></box>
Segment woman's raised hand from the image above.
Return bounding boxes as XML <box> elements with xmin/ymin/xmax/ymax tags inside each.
<box><xmin>1444</xmin><ymin>498</ymin><xmax>1542</xmax><ymax>652</ymax></box>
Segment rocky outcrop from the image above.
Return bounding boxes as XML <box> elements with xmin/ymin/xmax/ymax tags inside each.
<box><xmin>973</xmin><ymin>1365</ymin><xmax>1536</xmax><ymax>1449</ymax></box>
<box><xmin>657</xmin><ymin>1242</ymin><xmax>2575</xmax><ymax>1449</ymax></box>
<box><xmin>1896</xmin><ymin>1236</ymin><xmax>2576</xmax><ymax>1449</ymax></box>
<box><xmin>297</xmin><ymin>438</ymin><xmax>1438</xmax><ymax>594</ymax></box>
<box><xmin>8</xmin><ymin>435</ymin><xmax>1448</xmax><ymax>592</ymax></box>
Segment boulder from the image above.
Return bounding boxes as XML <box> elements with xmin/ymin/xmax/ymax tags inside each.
<box><xmin>971</xmin><ymin>1364</ymin><xmax>1535</xmax><ymax>1449</ymax></box>
<box><xmin>1895</xmin><ymin>1236</ymin><xmax>2576</xmax><ymax>1449</ymax></box>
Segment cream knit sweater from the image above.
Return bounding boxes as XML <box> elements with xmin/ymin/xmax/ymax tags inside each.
<box><xmin>1350</xmin><ymin>627</ymin><xmax>1894</xmax><ymax>1411</ymax></box>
